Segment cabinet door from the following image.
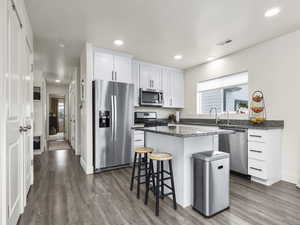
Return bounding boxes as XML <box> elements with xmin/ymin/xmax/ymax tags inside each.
<box><xmin>173</xmin><ymin>71</ymin><xmax>184</xmax><ymax>108</ymax></box>
<box><xmin>114</xmin><ymin>55</ymin><xmax>132</xmax><ymax>83</ymax></box>
<box><xmin>149</xmin><ymin>65</ymin><xmax>162</xmax><ymax>90</ymax></box>
<box><xmin>94</xmin><ymin>51</ymin><xmax>114</xmax><ymax>81</ymax></box>
<box><xmin>139</xmin><ymin>63</ymin><xmax>152</xmax><ymax>89</ymax></box>
<box><xmin>140</xmin><ymin>63</ymin><xmax>162</xmax><ymax>90</ymax></box>
<box><xmin>132</xmin><ymin>61</ymin><xmax>140</xmax><ymax>106</ymax></box>
<box><xmin>162</xmin><ymin>68</ymin><xmax>173</xmax><ymax>108</ymax></box>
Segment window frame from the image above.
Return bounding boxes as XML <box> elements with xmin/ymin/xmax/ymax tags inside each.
<box><xmin>196</xmin><ymin>72</ymin><xmax>248</xmax><ymax>115</ymax></box>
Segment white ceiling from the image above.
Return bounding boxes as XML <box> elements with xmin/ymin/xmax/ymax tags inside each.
<box><xmin>25</xmin><ymin>0</ymin><xmax>300</xmax><ymax>83</ymax></box>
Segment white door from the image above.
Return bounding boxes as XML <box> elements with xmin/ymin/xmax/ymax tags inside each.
<box><xmin>69</xmin><ymin>83</ymin><xmax>76</xmax><ymax>148</ymax></box>
<box><xmin>22</xmin><ymin>40</ymin><xmax>33</xmax><ymax>200</ymax></box>
<box><xmin>114</xmin><ymin>55</ymin><xmax>132</xmax><ymax>83</ymax></box>
<box><xmin>6</xmin><ymin>2</ymin><xmax>24</xmax><ymax>224</ymax></box>
<box><xmin>94</xmin><ymin>51</ymin><xmax>114</xmax><ymax>81</ymax></box>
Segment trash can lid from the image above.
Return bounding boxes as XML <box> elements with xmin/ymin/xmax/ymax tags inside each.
<box><xmin>192</xmin><ymin>151</ymin><xmax>229</xmax><ymax>161</ymax></box>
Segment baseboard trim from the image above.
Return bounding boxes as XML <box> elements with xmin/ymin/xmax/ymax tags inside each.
<box><xmin>281</xmin><ymin>172</ymin><xmax>298</xmax><ymax>185</ymax></box>
<box><xmin>80</xmin><ymin>157</ymin><xmax>94</xmax><ymax>175</ymax></box>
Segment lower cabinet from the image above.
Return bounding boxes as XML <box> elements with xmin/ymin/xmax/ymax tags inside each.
<box><xmin>132</xmin><ymin>130</ymin><xmax>145</xmax><ymax>161</ymax></box>
<box><xmin>248</xmin><ymin>129</ymin><xmax>282</xmax><ymax>186</ymax></box>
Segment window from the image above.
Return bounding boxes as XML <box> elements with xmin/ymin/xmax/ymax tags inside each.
<box><xmin>197</xmin><ymin>72</ymin><xmax>248</xmax><ymax>114</ymax></box>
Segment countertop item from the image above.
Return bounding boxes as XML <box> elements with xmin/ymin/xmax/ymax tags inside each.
<box><xmin>134</xmin><ymin>125</ymin><xmax>234</xmax><ymax>138</ymax></box>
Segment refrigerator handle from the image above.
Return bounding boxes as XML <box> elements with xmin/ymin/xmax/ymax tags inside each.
<box><xmin>111</xmin><ymin>95</ymin><xmax>114</xmax><ymax>138</ymax></box>
<box><xmin>114</xmin><ymin>95</ymin><xmax>117</xmax><ymax>140</ymax></box>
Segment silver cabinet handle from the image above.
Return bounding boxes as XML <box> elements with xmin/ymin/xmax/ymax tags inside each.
<box><xmin>25</xmin><ymin>125</ymin><xmax>32</xmax><ymax>130</ymax></box>
<box><xmin>250</xmin><ymin>167</ymin><xmax>262</xmax><ymax>172</ymax></box>
<box><xmin>135</xmin><ymin>139</ymin><xmax>143</xmax><ymax>142</ymax></box>
<box><xmin>112</xmin><ymin>71</ymin><xmax>114</xmax><ymax>80</ymax></box>
<box><xmin>115</xmin><ymin>71</ymin><xmax>117</xmax><ymax>81</ymax></box>
<box><xmin>250</xmin><ymin>150</ymin><xmax>262</xmax><ymax>153</ymax></box>
<box><xmin>250</xmin><ymin>135</ymin><xmax>262</xmax><ymax>138</ymax></box>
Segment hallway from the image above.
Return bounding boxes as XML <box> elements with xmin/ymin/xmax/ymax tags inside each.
<box><xmin>18</xmin><ymin>150</ymin><xmax>300</xmax><ymax>225</ymax></box>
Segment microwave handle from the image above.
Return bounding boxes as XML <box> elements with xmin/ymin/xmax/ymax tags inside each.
<box><xmin>160</xmin><ymin>92</ymin><xmax>164</xmax><ymax>104</ymax></box>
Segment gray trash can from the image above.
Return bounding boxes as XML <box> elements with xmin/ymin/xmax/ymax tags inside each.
<box><xmin>192</xmin><ymin>151</ymin><xmax>230</xmax><ymax>217</ymax></box>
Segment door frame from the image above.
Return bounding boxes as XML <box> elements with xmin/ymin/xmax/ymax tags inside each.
<box><xmin>0</xmin><ymin>0</ymin><xmax>8</xmax><ymax>224</ymax></box>
<box><xmin>47</xmin><ymin>94</ymin><xmax>66</xmax><ymax>140</ymax></box>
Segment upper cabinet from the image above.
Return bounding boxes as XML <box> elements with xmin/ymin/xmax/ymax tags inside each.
<box><xmin>139</xmin><ymin>62</ymin><xmax>162</xmax><ymax>90</ymax></box>
<box><xmin>162</xmin><ymin>68</ymin><xmax>184</xmax><ymax>108</ymax></box>
<box><xmin>132</xmin><ymin>61</ymin><xmax>140</xmax><ymax>106</ymax></box>
<box><xmin>94</xmin><ymin>49</ymin><xmax>132</xmax><ymax>83</ymax></box>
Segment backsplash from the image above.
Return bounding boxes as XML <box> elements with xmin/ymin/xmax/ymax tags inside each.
<box><xmin>134</xmin><ymin>107</ymin><xmax>176</xmax><ymax>119</ymax></box>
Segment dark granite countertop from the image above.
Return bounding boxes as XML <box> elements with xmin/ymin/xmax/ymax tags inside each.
<box><xmin>134</xmin><ymin>125</ymin><xmax>234</xmax><ymax>138</ymax></box>
<box><xmin>172</xmin><ymin>119</ymin><xmax>284</xmax><ymax>130</ymax></box>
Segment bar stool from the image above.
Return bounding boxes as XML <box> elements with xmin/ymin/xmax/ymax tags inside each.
<box><xmin>145</xmin><ymin>152</ymin><xmax>177</xmax><ymax>216</ymax></box>
<box><xmin>130</xmin><ymin>147</ymin><xmax>153</xmax><ymax>199</ymax></box>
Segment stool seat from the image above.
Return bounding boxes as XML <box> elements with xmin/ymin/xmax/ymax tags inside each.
<box><xmin>134</xmin><ymin>147</ymin><xmax>153</xmax><ymax>154</ymax></box>
<box><xmin>149</xmin><ymin>152</ymin><xmax>172</xmax><ymax>161</ymax></box>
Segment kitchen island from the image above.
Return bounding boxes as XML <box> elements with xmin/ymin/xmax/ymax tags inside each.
<box><xmin>134</xmin><ymin>125</ymin><xmax>234</xmax><ymax>207</ymax></box>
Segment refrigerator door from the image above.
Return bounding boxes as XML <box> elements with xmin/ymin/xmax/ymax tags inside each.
<box><xmin>93</xmin><ymin>80</ymin><xmax>115</xmax><ymax>170</ymax></box>
<box><xmin>114</xmin><ymin>82</ymin><xmax>134</xmax><ymax>166</ymax></box>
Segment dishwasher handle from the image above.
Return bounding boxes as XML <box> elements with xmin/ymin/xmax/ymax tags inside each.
<box><xmin>218</xmin><ymin>127</ymin><xmax>247</xmax><ymax>133</ymax></box>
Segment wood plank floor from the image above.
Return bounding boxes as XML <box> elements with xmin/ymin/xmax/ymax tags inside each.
<box><xmin>18</xmin><ymin>150</ymin><xmax>300</xmax><ymax>225</ymax></box>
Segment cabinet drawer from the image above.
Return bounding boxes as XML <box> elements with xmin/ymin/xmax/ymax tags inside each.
<box><xmin>134</xmin><ymin>130</ymin><xmax>144</xmax><ymax>135</ymax></box>
<box><xmin>134</xmin><ymin>140</ymin><xmax>144</xmax><ymax>148</ymax></box>
<box><xmin>248</xmin><ymin>130</ymin><xmax>266</xmax><ymax>143</ymax></box>
<box><xmin>248</xmin><ymin>159</ymin><xmax>267</xmax><ymax>180</ymax></box>
<box><xmin>134</xmin><ymin>134</ymin><xmax>144</xmax><ymax>142</ymax></box>
<box><xmin>248</xmin><ymin>142</ymin><xmax>266</xmax><ymax>161</ymax></box>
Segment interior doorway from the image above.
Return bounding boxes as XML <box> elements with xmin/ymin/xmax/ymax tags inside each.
<box><xmin>49</xmin><ymin>96</ymin><xmax>65</xmax><ymax>140</ymax></box>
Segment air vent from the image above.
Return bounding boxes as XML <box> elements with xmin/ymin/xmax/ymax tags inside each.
<box><xmin>217</xmin><ymin>39</ymin><xmax>232</xmax><ymax>46</ymax></box>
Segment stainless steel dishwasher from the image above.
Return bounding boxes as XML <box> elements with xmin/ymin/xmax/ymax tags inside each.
<box><xmin>218</xmin><ymin>127</ymin><xmax>248</xmax><ymax>175</ymax></box>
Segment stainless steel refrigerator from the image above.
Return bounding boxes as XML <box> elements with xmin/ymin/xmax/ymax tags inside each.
<box><xmin>93</xmin><ymin>80</ymin><xmax>134</xmax><ymax>172</ymax></box>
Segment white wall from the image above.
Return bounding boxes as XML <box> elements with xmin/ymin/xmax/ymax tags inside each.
<box><xmin>46</xmin><ymin>83</ymin><xmax>69</xmax><ymax>140</ymax></box>
<box><xmin>183</xmin><ymin>29</ymin><xmax>300</xmax><ymax>184</ymax></box>
<box><xmin>33</xmin><ymin>71</ymin><xmax>47</xmax><ymax>153</ymax></box>
<box><xmin>80</xmin><ymin>43</ymin><xmax>94</xmax><ymax>174</ymax></box>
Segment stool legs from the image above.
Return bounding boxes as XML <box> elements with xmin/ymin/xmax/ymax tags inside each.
<box><xmin>130</xmin><ymin>152</ymin><xmax>137</xmax><ymax>191</ymax></box>
<box><xmin>137</xmin><ymin>153</ymin><xmax>142</xmax><ymax>198</ymax></box>
<box><xmin>145</xmin><ymin>158</ymin><xmax>177</xmax><ymax>216</ymax></box>
<box><xmin>169</xmin><ymin>160</ymin><xmax>177</xmax><ymax>210</ymax></box>
<box><xmin>155</xmin><ymin>160</ymin><xmax>160</xmax><ymax>216</ymax></box>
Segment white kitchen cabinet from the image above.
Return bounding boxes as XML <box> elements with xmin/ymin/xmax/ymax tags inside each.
<box><xmin>132</xmin><ymin>61</ymin><xmax>140</xmax><ymax>106</ymax></box>
<box><xmin>247</xmin><ymin>129</ymin><xmax>282</xmax><ymax>186</ymax></box>
<box><xmin>162</xmin><ymin>68</ymin><xmax>184</xmax><ymax>108</ymax></box>
<box><xmin>139</xmin><ymin>62</ymin><xmax>162</xmax><ymax>90</ymax></box>
<box><xmin>94</xmin><ymin>49</ymin><xmax>132</xmax><ymax>83</ymax></box>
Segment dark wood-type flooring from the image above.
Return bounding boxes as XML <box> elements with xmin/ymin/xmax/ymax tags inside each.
<box><xmin>18</xmin><ymin>150</ymin><xmax>300</xmax><ymax>225</ymax></box>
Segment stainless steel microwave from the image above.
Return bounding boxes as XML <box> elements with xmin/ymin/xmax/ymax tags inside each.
<box><xmin>139</xmin><ymin>88</ymin><xmax>163</xmax><ymax>107</ymax></box>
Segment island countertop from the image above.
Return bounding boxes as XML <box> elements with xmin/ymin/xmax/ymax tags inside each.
<box><xmin>134</xmin><ymin>125</ymin><xmax>234</xmax><ymax>137</ymax></box>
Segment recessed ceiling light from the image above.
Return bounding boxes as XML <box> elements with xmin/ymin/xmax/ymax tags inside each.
<box><xmin>174</xmin><ymin>54</ymin><xmax>183</xmax><ymax>60</ymax></box>
<box><xmin>25</xmin><ymin>76</ymin><xmax>31</xmax><ymax>80</ymax></box>
<box><xmin>55</xmin><ymin>80</ymin><xmax>61</xmax><ymax>83</ymax></box>
<box><xmin>264</xmin><ymin>7</ymin><xmax>281</xmax><ymax>18</ymax></box>
<box><xmin>207</xmin><ymin>57</ymin><xmax>215</xmax><ymax>61</ymax></box>
<box><xmin>59</xmin><ymin>43</ymin><xmax>65</xmax><ymax>48</ymax></box>
<box><xmin>114</xmin><ymin>40</ymin><xmax>124</xmax><ymax>46</ymax></box>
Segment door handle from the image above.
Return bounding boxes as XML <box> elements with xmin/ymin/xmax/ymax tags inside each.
<box><xmin>111</xmin><ymin>96</ymin><xmax>114</xmax><ymax>138</ymax></box>
<box><xmin>25</xmin><ymin>125</ymin><xmax>32</xmax><ymax>130</ymax></box>
<box><xmin>19</xmin><ymin>126</ymin><xmax>28</xmax><ymax>133</ymax></box>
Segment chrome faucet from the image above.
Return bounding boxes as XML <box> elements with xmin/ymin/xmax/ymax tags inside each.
<box><xmin>209</xmin><ymin>107</ymin><xmax>219</xmax><ymax>124</ymax></box>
